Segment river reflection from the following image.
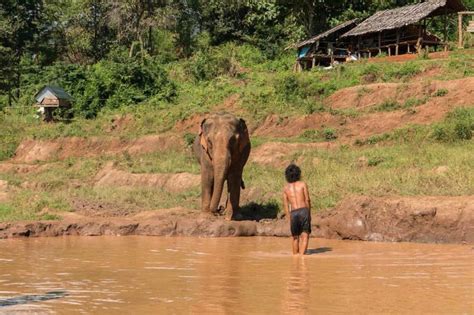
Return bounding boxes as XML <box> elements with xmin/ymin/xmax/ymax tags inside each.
<box><xmin>282</xmin><ymin>257</ymin><xmax>310</xmax><ymax>313</ymax></box>
<box><xmin>0</xmin><ymin>237</ymin><xmax>472</xmax><ymax>314</ymax></box>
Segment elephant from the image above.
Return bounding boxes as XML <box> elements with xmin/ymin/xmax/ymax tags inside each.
<box><xmin>193</xmin><ymin>112</ymin><xmax>251</xmax><ymax>219</ymax></box>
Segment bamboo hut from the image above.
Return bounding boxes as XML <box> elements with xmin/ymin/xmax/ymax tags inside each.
<box><xmin>341</xmin><ymin>0</ymin><xmax>467</xmax><ymax>57</ymax></box>
<box><xmin>293</xmin><ymin>19</ymin><xmax>359</xmax><ymax>71</ymax></box>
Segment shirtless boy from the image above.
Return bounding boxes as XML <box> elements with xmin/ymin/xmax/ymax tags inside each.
<box><xmin>282</xmin><ymin>164</ymin><xmax>311</xmax><ymax>255</ymax></box>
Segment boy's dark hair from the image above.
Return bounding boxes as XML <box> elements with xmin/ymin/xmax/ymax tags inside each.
<box><xmin>285</xmin><ymin>164</ymin><xmax>301</xmax><ymax>183</ymax></box>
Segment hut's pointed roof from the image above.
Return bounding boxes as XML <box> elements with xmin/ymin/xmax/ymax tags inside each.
<box><xmin>294</xmin><ymin>19</ymin><xmax>359</xmax><ymax>49</ymax></box>
<box><xmin>342</xmin><ymin>0</ymin><xmax>466</xmax><ymax>38</ymax></box>
<box><xmin>34</xmin><ymin>86</ymin><xmax>73</xmax><ymax>102</ymax></box>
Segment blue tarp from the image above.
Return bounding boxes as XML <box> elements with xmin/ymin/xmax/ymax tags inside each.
<box><xmin>298</xmin><ymin>46</ymin><xmax>310</xmax><ymax>58</ymax></box>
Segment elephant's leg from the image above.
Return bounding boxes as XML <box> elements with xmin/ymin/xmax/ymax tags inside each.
<box><xmin>201</xmin><ymin>167</ymin><xmax>214</xmax><ymax>213</ymax></box>
<box><xmin>225</xmin><ymin>169</ymin><xmax>243</xmax><ymax>220</ymax></box>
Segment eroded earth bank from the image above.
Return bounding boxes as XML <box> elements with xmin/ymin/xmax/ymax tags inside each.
<box><xmin>1</xmin><ymin>195</ymin><xmax>472</xmax><ymax>244</ymax></box>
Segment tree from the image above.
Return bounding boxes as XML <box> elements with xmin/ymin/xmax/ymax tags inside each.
<box><xmin>0</xmin><ymin>0</ymin><xmax>57</xmax><ymax>105</ymax></box>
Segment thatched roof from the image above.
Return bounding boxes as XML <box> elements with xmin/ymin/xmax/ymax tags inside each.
<box><xmin>342</xmin><ymin>0</ymin><xmax>466</xmax><ymax>38</ymax></box>
<box><xmin>295</xmin><ymin>19</ymin><xmax>359</xmax><ymax>48</ymax></box>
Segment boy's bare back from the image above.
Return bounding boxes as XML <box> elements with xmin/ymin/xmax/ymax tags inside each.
<box><xmin>283</xmin><ymin>181</ymin><xmax>311</xmax><ymax>215</ymax></box>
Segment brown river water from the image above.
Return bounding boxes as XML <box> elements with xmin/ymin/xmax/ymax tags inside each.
<box><xmin>0</xmin><ymin>237</ymin><xmax>473</xmax><ymax>314</ymax></box>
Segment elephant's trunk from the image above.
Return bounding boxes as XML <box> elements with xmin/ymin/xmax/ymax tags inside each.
<box><xmin>210</xmin><ymin>152</ymin><xmax>231</xmax><ymax>213</ymax></box>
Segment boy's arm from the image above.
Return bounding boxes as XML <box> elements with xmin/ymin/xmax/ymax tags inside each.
<box><xmin>304</xmin><ymin>183</ymin><xmax>311</xmax><ymax>213</ymax></box>
<box><xmin>282</xmin><ymin>190</ymin><xmax>290</xmax><ymax>219</ymax></box>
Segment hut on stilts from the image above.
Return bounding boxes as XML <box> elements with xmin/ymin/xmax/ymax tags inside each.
<box><xmin>293</xmin><ymin>0</ymin><xmax>467</xmax><ymax>70</ymax></box>
<box><xmin>341</xmin><ymin>0</ymin><xmax>466</xmax><ymax>58</ymax></box>
<box><xmin>34</xmin><ymin>86</ymin><xmax>73</xmax><ymax>122</ymax></box>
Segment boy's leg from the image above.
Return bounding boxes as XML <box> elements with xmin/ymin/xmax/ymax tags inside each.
<box><xmin>292</xmin><ymin>236</ymin><xmax>299</xmax><ymax>255</ymax></box>
<box><xmin>299</xmin><ymin>232</ymin><xmax>309</xmax><ymax>255</ymax></box>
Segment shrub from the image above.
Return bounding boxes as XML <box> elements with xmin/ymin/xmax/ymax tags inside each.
<box><xmin>454</xmin><ymin>122</ymin><xmax>472</xmax><ymax>140</ymax></box>
<box><xmin>300</xmin><ymin>129</ymin><xmax>319</xmax><ymax>141</ymax></box>
<box><xmin>275</xmin><ymin>72</ymin><xmax>301</xmax><ymax>101</ymax></box>
<box><xmin>183</xmin><ymin>132</ymin><xmax>196</xmax><ymax>147</ymax></box>
<box><xmin>373</xmin><ymin>99</ymin><xmax>400</xmax><ymax>112</ymax></box>
<box><xmin>386</xmin><ymin>62</ymin><xmax>421</xmax><ymax>80</ymax></box>
<box><xmin>403</xmin><ymin>97</ymin><xmax>428</xmax><ymax>108</ymax></box>
<box><xmin>299</xmin><ymin>128</ymin><xmax>337</xmax><ymax>142</ymax></box>
<box><xmin>187</xmin><ymin>44</ymin><xmax>242</xmax><ymax>81</ymax></box>
<box><xmin>433</xmin><ymin>88</ymin><xmax>448</xmax><ymax>97</ymax></box>
<box><xmin>304</xmin><ymin>101</ymin><xmax>325</xmax><ymax>114</ymax></box>
<box><xmin>322</xmin><ymin>128</ymin><xmax>337</xmax><ymax>140</ymax></box>
<box><xmin>431</xmin><ymin>107</ymin><xmax>473</xmax><ymax>142</ymax></box>
<box><xmin>368</xmin><ymin>156</ymin><xmax>384</xmax><ymax>167</ymax></box>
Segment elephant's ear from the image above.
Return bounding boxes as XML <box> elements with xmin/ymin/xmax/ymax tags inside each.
<box><xmin>199</xmin><ymin>119</ymin><xmax>209</xmax><ymax>153</ymax></box>
<box><xmin>239</xmin><ymin>118</ymin><xmax>250</xmax><ymax>152</ymax></box>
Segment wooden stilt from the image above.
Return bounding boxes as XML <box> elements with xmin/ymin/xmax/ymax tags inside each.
<box><xmin>395</xmin><ymin>29</ymin><xmax>400</xmax><ymax>55</ymax></box>
<box><xmin>416</xmin><ymin>23</ymin><xmax>423</xmax><ymax>55</ymax></box>
<box><xmin>43</xmin><ymin>107</ymin><xmax>54</xmax><ymax>123</ymax></box>
<box><xmin>378</xmin><ymin>32</ymin><xmax>382</xmax><ymax>54</ymax></box>
<box><xmin>458</xmin><ymin>13</ymin><xmax>463</xmax><ymax>48</ymax></box>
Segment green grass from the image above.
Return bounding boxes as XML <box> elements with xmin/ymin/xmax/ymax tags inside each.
<box><xmin>244</xmin><ymin>141</ymin><xmax>474</xmax><ymax>211</ymax></box>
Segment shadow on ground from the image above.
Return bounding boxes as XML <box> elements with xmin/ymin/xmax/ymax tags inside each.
<box><xmin>237</xmin><ymin>201</ymin><xmax>280</xmax><ymax>221</ymax></box>
<box><xmin>0</xmin><ymin>291</ymin><xmax>68</xmax><ymax>307</ymax></box>
<box><xmin>306</xmin><ymin>247</ymin><xmax>332</xmax><ymax>255</ymax></box>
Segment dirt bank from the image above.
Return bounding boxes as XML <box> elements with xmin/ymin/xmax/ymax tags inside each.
<box><xmin>1</xmin><ymin>196</ymin><xmax>472</xmax><ymax>244</ymax></box>
<box><xmin>317</xmin><ymin>196</ymin><xmax>474</xmax><ymax>244</ymax></box>
<box><xmin>253</xmin><ymin>77</ymin><xmax>474</xmax><ymax>139</ymax></box>
<box><xmin>94</xmin><ymin>162</ymin><xmax>200</xmax><ymax>193</ymax></box>
<box><xmin>13</xmin><ymin>135</ymin><xmax>183</xmax><ymax>163</ymax></box>
<box><xmin>250</xmin><ymin>141</ymin><xmax>335</xmax><ymax>167</ymax></box>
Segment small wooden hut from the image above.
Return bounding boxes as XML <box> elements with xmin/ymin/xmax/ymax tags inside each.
<box><xmin>341</xmin><ymin>0</ymin><xmax>466</xmax><ymax>57</ymax></box>
<box><xmin>34</xmin><ymin>86</ymin><xmax>73</xmax><ymax>122</ymax></box>
<box><xmin>293</xmin><ymin>19</ymin><xmax>359</xmax><ymax>70</ymax></box>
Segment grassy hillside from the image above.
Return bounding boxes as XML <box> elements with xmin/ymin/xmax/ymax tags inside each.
<box><xmin>0</xmin><ymin>47</ymin><xmax>473</xmax><ymax>222</ymax></box>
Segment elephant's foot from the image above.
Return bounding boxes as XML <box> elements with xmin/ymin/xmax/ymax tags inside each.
<box><xmin>223</xmin><ymin>208</ymin><xmax>243</xmax><ymax>221</ymax></box>
<box><xmin>199</xmin><ymin>211</ymin><xmax>217</xmax><ymax>219</ymax></box>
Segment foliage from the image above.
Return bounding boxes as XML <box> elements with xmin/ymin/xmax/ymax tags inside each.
<box><xmin>433</xmin><ymin>88</ymin><xmax>448</xmax><ymax>97</ymax></box>
<box><xmin>431</xmin><ymin>108</ymin><xmax>474</xmax><ymax>142</ymax></box>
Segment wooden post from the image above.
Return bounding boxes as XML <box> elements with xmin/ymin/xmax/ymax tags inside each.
<box><xmin>443</xmin><ymin>7</ymin><xmax>449</xmax><ymax>51</ymax></box>
<box><xmin>395</xmin><ymin>29</ymin><xmax>400</xmax><ymax>55</ymax></box>
<box><xmin>312</xmin><ymin>56</ymin><xmax>316</xmax><ymax>68</ymax></box>
<box><xmin>443</xmin><ymin>7</ymin><xmax>448</xmax><ymax>43</ymax></box>
<box><xmin>458</xmin><ymin>13</ymin><xmax>463</xmax><ymax>48</ymax></box>
<box><xmin>378</xmin><ymin>32</ymin><xmax>382</xmax><ymax>54</ymax></box>
<box><xmin>416</xmin><ymin>23</ymin><xmax>423</xmax><ymax>54</ymax></box>
<box><xmin>43</xmin><ymin>107</ymin><xmax>54</xmax><ymax>123</ymax></box>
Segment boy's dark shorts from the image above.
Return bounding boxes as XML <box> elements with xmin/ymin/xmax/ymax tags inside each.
<box><xmin>290</xmin><ymin>207</ymin><xmax>311</xmax><ymax>236</ymax></box>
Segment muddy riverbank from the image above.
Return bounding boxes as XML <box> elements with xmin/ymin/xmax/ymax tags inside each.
<box><xmin>1</xmin><ymin>196</ymin><xmax>472</xmax><ymax>244</ymax></box>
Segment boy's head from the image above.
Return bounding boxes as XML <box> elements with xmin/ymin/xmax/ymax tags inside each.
<box><xmin>285</xmin><ymin>164</ymin><xmax>301</xmax><ymax>183</ymax></box>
